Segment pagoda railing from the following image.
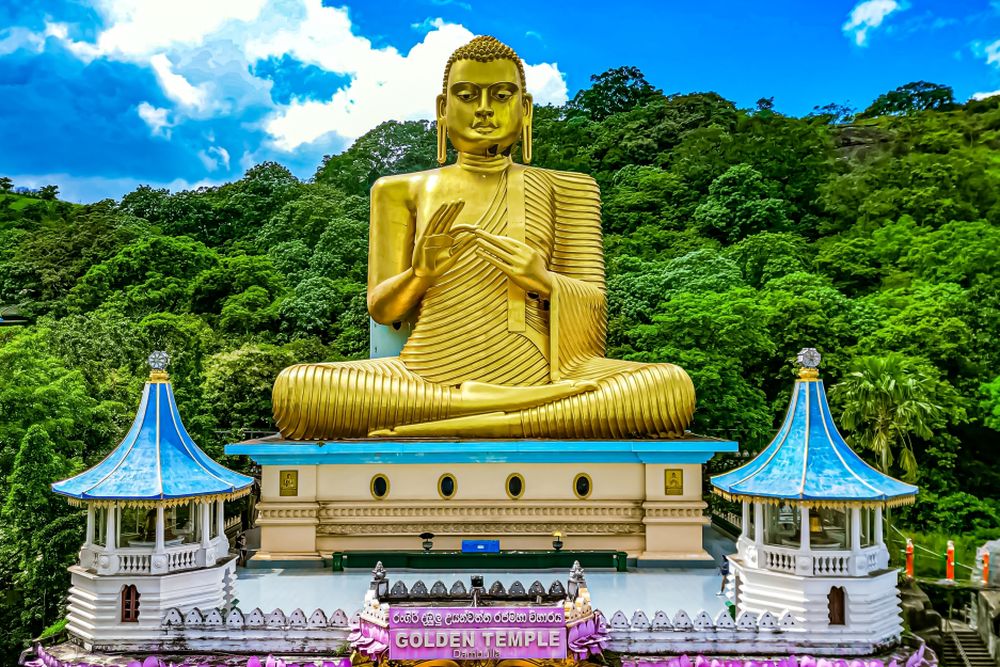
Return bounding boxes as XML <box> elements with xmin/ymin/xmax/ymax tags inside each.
<box><xmin>79</xmin><ymin>535</ymin><xmax>231</xmax><ymax>576</ymax></box>
<box><xmin>739</xmin><ymin>538</ymin><xmax>889</xmax><ymax>577</ymax></box>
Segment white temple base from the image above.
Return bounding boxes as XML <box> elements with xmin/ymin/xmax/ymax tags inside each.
<box><xmin>66</xmin><ymin>556</ymin><xmax>237</xmax><ymax>652</ymax></box>
<box><xmin>730</xmin><ymin>556</ymin><xmax>902</xmax><ymax>654</ymax></box>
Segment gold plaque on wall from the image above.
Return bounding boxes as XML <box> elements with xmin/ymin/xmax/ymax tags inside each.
<box><xmin>279</xmin><ymin>470</ymin><xmax>298</xmax><ymax>496</ymax></box>
<box><xmin>664</xmin><ymin>468</ymin><xmax>684</xmax><ymax>496</ymax></box>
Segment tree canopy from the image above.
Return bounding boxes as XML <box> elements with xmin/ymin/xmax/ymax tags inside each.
<box><xmin>1</xmin><ymin>70</ymin><xmax>999</xmax><ymax>659</ymax></box>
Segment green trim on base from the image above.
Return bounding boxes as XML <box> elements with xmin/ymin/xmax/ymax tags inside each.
<box><xmin>330</xmin><ymin>550</ymin><xmax>628</xmax><ymax>572</ymax></box>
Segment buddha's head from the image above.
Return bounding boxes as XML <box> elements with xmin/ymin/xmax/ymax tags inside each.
<box><xmin>437</xmin><ymin>36</ymin><xmax>532</xmax><ymax>164</ymax></box>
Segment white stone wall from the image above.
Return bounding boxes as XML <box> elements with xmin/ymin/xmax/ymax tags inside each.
<box><xmin>66</xmin><ymin>557</ymin><xmax>237</xmax><ymax>651</ymax></box>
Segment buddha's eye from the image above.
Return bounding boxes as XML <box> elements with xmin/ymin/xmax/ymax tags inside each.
<box><xmin>456</xmin><ymin>91</ymin><xmax>476</xmax><ymax>102</ymax></box>
<box><xmin>493</xmin><ymin>90</ymin><xmax>512</xmax><ymax>101</ymax></box>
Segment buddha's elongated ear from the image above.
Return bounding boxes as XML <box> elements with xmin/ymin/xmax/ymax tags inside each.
<box><xmin>436</xmin><ymin>93</ymin><xmax>448</xmax><ymax>165</ymax></box>
<box><xmin>521</xmin><ymin>93</ymin><xmax>533</xmax><ymax>165</ymax></box>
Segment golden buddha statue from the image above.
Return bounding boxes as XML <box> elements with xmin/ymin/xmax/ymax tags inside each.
<box><xmin>273</xmin><ymin>36</ymin><xmax>695</xmax><ymax>439</ymax></box>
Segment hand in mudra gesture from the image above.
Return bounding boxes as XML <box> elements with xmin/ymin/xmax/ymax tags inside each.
<box><xmin>473</xmin><ymin>228</ymin><xmax>554</xmax><ymax>297</ymax></box>
<box><xmin>412</xmin><ymin>201</ymin><xmax>470</xmax><ymax>279</ymax></box>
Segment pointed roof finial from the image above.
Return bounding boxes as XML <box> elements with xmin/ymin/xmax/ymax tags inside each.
<box><xmin>148</xmin><ymin>350</ymin><xmax>170</xmax><ymax>382</ymax></box>
<box><xmin>796</xmin><ymin>347</ymin><xmax>821</xmax><ymax>380</ymax></box>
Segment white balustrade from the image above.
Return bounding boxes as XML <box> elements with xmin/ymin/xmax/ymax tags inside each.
<box><xmin>81</xmin><ymin>539</ymin><xmax>231</xmax><ymax>576</ymax></box>
<box><xmin>747</xmin><ymin>542</ymin><xmax>888</xmax><ymax>577</ymax></box>
<box><xmin>762</xmin><ymin>546</ymin><xmax>797</xmax><ymax>573</ymax></box>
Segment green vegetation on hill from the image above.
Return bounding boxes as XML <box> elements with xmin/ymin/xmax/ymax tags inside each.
<box><xmin>1</xmin><ymin>73</ymin><xmax>999</xmax><ymax>658</ymax></box>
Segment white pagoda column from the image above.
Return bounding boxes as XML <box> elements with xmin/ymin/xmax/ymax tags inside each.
<box><xmin>105</xmin><ymin>505</ymin><xmax>117</xmax><ymax>551</ymax></box>
<box><xmin>874</xmin><ymin>507</ymin><xmax>884</xmax><ymax>544</ymax></box>
<box><xmin>155</xmin><ymin>506</ymin><xmax>165</xmax><ymax>552</ymax></box>
<box><xmin>201</xmin><ymin>502</ymin><xmax>211</xmax><ymax>548</ymax></box>
<box><xmin>742</xmin><ymin>501</ymin><xmax>750</xmax><ymax>537</ymax></box>
<box><xmin>753</xmin><ymin>502</ymin><xmax>764</xmax><ymax>549</ymax></box>
<box><xmin>850</xmin><ymin>507</ymin><xmax>862</xmax><ymax>552</ymax></box>
<box><xmin>800</xmin><ymin>505</ymin><xmax>811</xmax><ymax>551</ymax></box>
<box><xmin>216</xmin><ymin>499</ymin><xmax>225</xmax><ymax>538</ymax></box>
<box><xmin>85</xmin><ymin>505</ymin><xmax>95</xmax><ymax>546</ymax></box>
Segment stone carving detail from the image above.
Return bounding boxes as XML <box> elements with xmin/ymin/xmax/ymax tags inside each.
<box><xmin>390</xmin><ymin>581</ymin><xmax>408</xmax><ymax>597</ymax></box>
<box><xmin>692</xmin><ymin>611</ymin><xmax>714</xmax><ymax>631</ymax></box>
<box><xmin>631</xmin><ymin>610</ymin><xmax>651</xmax><ymax>631</ymax></box>
<box><xmin>528</xmin><ymin>580</ymin><xmax>546</xmax><ymax>597</ymax></box>
<box><xmin>758</xmin><ymin>611</ymin><xmax>778</xmax><ymax>630</ymax></box>
<box><xmin>449</xmin><ymin>580</ymin><xmax>467</xmax><ymax>596</ymax></box>
<box><xmin>318</xmin><ymin>504</ymin><xmax>644</xmax><ymax>519</ymax></box>
<box><xmin>164</xmin><ymin>608</ymin><xmax>183</xmax><ymax>625</ymax></box>
<box><xmin>508</xmin><ymin>580</ymin><xmax>526</xmax><ymax>596</ymax></box>
<box><xmin>715</xmin><ymin>609</ymin><xmax>736</xmax><ymax>629</ymax></box>
<box><xmin>672</xmin><ymin>610</ymin><xmax>693</xmax><ymax>630</ymax></box>
<box><xmin>267</xmin><ymin>609</ymin><xmax>286</xmax><ymax>627</ymax></box>
<box><xmin>317</xmin><ymin>521</ymin><xmax>643</xmax><ymax>536</ymax></box>
<box><xmin>610</xmin><ymin>610</ymin><xmax>630</xmax><ymax>629</ymax></box>
<box><xmin>429</xmin><ymin>581</ymin><xmax>448</xmax><ymax>597</ymax></box>
<box><xmin>247</xmin><ymin>608</ymin><xmax>265</xmax><ymax>626</ymax></box>
<box><xmin>736</xmin><ymin>610</ymin><xmax>759</xmax><ymax>631</ymax></box>
<box><xmin>779</xmin><ymin>611</ymin><xmax>799</xmax><ymax>628</ymax></box>
<box><xmin>288</xmin><ymin>608</ymin><xmax>308</xmax><ymax>626</ymax></box>
<box><xmin>651</xmin><ymin>611</ymin><xmax>672</xmax><ymax>631</ymax></box>
<box><xmin>598</xmin><ymin>608</ymin><xmax>798</xmax><ymax>634</ymax></box>
<box><xmin>409</xmin><ymin>580</ymin><xmax>428</xmax><ymax>597</ymax></box>
<box><xmin>329</xmin><ymin>609</ymin><xmax>349</xmax><ymax>626</ymax></box>
<box><xmin>226</xmin><ymin>609</ymin><xmax>244</xmax><ymax>626</ymax></box>
<box><xmin>548</xmin><ymin>580</ymin><xmax>565</xmax><ymax>597</ymax></box>
<box><xmin>488</xmin><ymin>580</ymin><xmax>507</xmax><ymax>597</ymax></box>
<box><xmin>308</xmin><ymin>609</ymin><xmax>328</xmax><ymax>627</ymax></box>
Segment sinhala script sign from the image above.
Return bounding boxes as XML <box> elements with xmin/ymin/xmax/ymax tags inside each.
<box><xmin>388</xmin><ymin>606</ymin><xmax>567</xmax><ymax>660</ymax></box>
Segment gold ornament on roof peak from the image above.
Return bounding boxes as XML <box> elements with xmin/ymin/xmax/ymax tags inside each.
<box><xmin>796</xmin><ymin>347</ymin><xmax>821</xmax><ymax>380</ymax></box>
<box><xmin>148</xmin><ymin>350</ymin><xmax>170</xmax><ymax>382</ymax></box>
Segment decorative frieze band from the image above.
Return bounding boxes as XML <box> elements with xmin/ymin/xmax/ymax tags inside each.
<box><xmin>318</xmin><ymin>503</ymin><xmax>644</xmax><ymax>520</ymax></box>
<box><xmin>316</xmin><ymin>521</ymin><xmax>644</xmax><ymax>536</ymax></box>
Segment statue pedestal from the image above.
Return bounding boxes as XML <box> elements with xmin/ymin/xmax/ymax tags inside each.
<box><xmin>228</xmin><ymin>437</ymin><xmax>736</xmax><ymax>567</ymax></box>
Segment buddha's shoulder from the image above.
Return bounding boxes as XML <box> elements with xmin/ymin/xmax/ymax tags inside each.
<box><xmin>523</xmin><ymin>166</ymin><xmax>600</xmax><ymax>198</ymax></box>
<box><xmin>524</xmin><ymin>166</ymin><xmax>598</xmax><ymax>189</ymax></box>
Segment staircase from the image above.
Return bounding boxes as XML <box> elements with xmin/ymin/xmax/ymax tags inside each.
<box><xmin>941</xmin><ymin>625</ymin><xmax>995</xmax><ymax>667</ymax></box>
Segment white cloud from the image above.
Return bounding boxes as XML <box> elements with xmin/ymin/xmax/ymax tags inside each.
<box><xmin>0</xmin><ymin>27</ymin><xmax>46</xmax><ymax>55</ymax></box>
<box><xmin>149</xmin><ymin>53</ymin><xmax>210</xmax><ymax>110</ymax></box>
<box><xmin>197</xmin><ymin>146</ymin><xmax>231</xmax><ymax>172</ymax></box>
<box><xmin>9</xmin><ymin>173</ymin><xmax>226</xmax><ymax>204</ymax></box>
<box><xmin>39</xmin><ymin>0</ymin><xmax>568</xmax><ymax>159</ymax></box>
<box><xmin>843</xmin><ymin>0</ymin><xmax>907</xmax><ymax>46</ymax></box>
<box><xmin>972</xmin><ymin>90</ymin><xmax>1000</xmax><ymax>100</ymax></box>
<box><xmin>984</xmin><ymin>39</ymin><xmax>1000</xmax><ymax>66</ymax></box>
<box><xmin>137</xmin><ymin>102</ymin><xmax>172</xmax><ymax>137</ymax></box>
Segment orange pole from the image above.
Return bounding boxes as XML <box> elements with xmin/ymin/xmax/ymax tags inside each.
<box><xmin>905</xmin><ymin>539</ymin><xmax>914</xmax><ymax>578</ymax></box>
<box><xmin>946</xmin><ymin>540</ymin><xmax>955</xmax><ymax>581</ymax></box>
<box><xmin>983</xmin><ymin>551</ymin><xmax>990</xmax><ymax>586</ymax></box>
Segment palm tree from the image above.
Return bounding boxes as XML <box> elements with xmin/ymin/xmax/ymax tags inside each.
<box><xmin>830</xmin><ymin>352</ymin><xmax>946</xmax><ymax>481</ymax></box>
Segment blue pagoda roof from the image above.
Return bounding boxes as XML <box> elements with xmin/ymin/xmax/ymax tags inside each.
<box><xmin>52</xmin><ymin>374</ymin><xmax>253</xmax><ymax>506</ymax></box>
<box><xmin>711</xmin><ymin>374</ymin><xmax>917</xmax><ymax>508</ymax></box>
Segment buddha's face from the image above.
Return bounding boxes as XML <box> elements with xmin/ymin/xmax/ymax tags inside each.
<box><xmin>439</xmin><ymin>57</ymin><xmax>532</xmax><ymax>156</ymax></box>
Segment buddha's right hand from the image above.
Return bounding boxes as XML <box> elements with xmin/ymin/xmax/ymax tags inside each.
<box><xmin>412</xmin><ymin>201</ymin><xmax>469</xmax><ymax>279</ymax></box>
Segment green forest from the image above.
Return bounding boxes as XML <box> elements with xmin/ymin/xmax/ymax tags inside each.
<box><xmin>2</xmin><ymin>68</ymin><xmax>1000</xmax><ymax>658</ymax></box>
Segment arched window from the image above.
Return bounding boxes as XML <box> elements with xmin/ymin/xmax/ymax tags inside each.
<box><xmin>121</xmin><ymin>584</ymin><xmax>140</xmax><ymax>623</ymax></box>
<box><xmin>828</xmin><ymin>586</ymin><xmax>846</xmax><ymax>625</ymax></box>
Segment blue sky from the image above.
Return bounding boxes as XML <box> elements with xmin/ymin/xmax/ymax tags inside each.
<box><xmin>2</xmin><ymin>0</ymin><xmax>999</xmax><ymax>202</ymax></box>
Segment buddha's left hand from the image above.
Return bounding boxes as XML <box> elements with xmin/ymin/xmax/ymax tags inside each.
<box><xmin>473</xmin><ymin>229</ymin><xmax>553</xmax><ymax>297</ymax></box>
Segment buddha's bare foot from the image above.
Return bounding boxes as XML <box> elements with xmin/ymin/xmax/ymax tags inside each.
<box><xmin>368</xmin><ymin>412</ymin><xmax>519</xmax><ymax>438</ymax></box>
<box><xmin>456</xmin><ymin>379</ymin><xmax>598</xmax><ymax>414</ymax></box>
